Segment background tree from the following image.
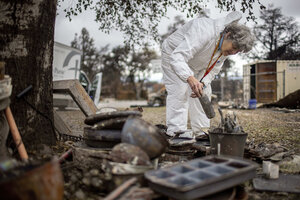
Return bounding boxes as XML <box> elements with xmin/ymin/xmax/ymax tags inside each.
<box><xmin>219</xmin><ymin>59</ymin><xmax>235</xmax><ymax>78</ymax></box>
<box><xmin>71</xmin><ymin>28</ymin><xmax>109</xmax><ymax>81</ymax></box>
<box><xmin>101</xmin><ymin>45</ymin><xmax>157</xmax><ymax>99</ymax></box>
<box><xmin>61</xmin><ymin>0</ymin><xmax>265</xmax><ymax>46</ymax></box>
<box><xmin>0</xmin><ymin>0</ymin><xmax>57</xmax><ymax>148</ymax></box>
<box><xmin>0</xmin><ymin>0</ymin><xmax>265</xmax><ymax>148</ymax></box>
<box><xmin>101</xmin><ymin>46</ymin><xmax>129</xmax><ymax>98</ymax></box>
<box><xmin>125</xmin><ymin>45</ymin><xmax>158</xmax><ymax>99</ymax></box>
<box><xmin>251</xmin><ymin>5</ymin><xmax>300</xmax><ymax>60</ymax></box>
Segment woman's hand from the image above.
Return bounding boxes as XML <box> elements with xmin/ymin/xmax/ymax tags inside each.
<box><xmin>187</xmin><ymin>76</ymin><xmax>204</xmax><ymax>98</ymax></box>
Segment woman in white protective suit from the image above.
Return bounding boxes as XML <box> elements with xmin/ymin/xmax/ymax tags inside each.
<box><xmin>161</xmin><ymin>11</ymin><xmax>255</xmax><ymax>137</ymax></box>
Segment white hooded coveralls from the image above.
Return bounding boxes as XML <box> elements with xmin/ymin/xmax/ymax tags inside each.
<box><xmin>161</xmin><ymin>12</ymin><xmax>242</xmax><ymax>136</ymax></box>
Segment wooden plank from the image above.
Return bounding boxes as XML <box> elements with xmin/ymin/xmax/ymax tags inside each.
<box><xmin>256</xmin><ymin>62</ymin><xmax>277</xmax><ymax>103</ymax></box>
<box><xmin>53</xmin><ymin>80</ymin><xmax>97</xmax><ymax>116</ymax></box>
<box><xmin>53</xmin><ymin>109</ymin><xmax>72</xmax><ymax>135</ymax></box>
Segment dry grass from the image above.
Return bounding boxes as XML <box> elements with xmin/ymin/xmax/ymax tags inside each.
<box><xmin>142</xmin><ymin>106</ymin><xmax>300</xmax><ymax>153</ymax></box>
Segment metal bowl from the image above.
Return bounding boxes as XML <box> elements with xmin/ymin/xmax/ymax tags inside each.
<box><xmin>121</xmin><ymin>117</ymin><xmax>168</xmax><ymax>159</ymax></box>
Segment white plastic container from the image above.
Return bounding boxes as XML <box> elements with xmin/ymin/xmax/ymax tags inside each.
<box><xmin>0</xmin><ymin>75</ymin><xmax>12</xmax><ymax>100</ymax></box>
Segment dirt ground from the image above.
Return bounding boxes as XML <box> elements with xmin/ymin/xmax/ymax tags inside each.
<box><xmin>142</xmin><ymin>106</ymin><xmax>300</xmax><ymax>153</ymax></box>
<box><xmin>56</xmin><ymin>105</ymin><xmax>300</xmax><ymax>200</ymax></box>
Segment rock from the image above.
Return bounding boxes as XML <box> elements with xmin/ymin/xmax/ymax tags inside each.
<box><xmin>90</xmin><ymin>169</ymin><xmax>99</xmax><ymax>176</ymax></box>
<box><xmin>110</xmin><ymin>143</ymin><xmax>151</xmax><ymax>166</ymax></box>
<box><xmin>279</xmin><ymin>155</ymin><xmax>300</xmax><ymax>173</ymax></box>
<box><xmin>75</xmin><ymin>189</ymin><xmax>85</xmax><ymax>200</ymax></box>
<box><xmin>69</xmin><ymin>184</ymin><xmax>76</xmax><ymax>192</ymax></box>
<box><xmin>70</xmin><ymin>175</ymin><xmax>78</xmax><ymax>183</ymax></box>
<box><xmin>64</xmin><ymin>190</ymin><xmax>70</xmax><ymax>198</ymax></box>
<box><xmin>91</xmin><ymin>177</ymin><xmax>102</xmax><ymax>188</ymax></box>
<box><xmin>37</xmin><ymin>144</ymin><xmax>53</xmax><ymax>156</ymax></box>
<box><xmin>270</xmin><ymin>152</ymin><xmax>291</xmax><ymax>162</ymax></box>
<box><xmin>82</xmin><ymin>177</ymin><xmax>90</xmax><ymax>186</ymax></box>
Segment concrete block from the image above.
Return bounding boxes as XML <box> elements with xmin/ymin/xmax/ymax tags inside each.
<box><xmin>263</xmin><ymin>161</ymin><xmax>279</xmax><ymax>179</ymax></box>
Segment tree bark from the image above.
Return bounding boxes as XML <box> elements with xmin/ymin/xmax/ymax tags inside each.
<box><xmin>0</xmin><ymin>0</ymin><xmax>57</xmax><ymax>148</ymax></box>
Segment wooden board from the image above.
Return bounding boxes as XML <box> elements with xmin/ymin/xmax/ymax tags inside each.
<box><xmin>53</xmin><ymin>80</ymin><xmax>97</xmax><ymax>116</ymax></box>
<box><xmin>256</xmin><ymin>62</ymin><xmax>277</xmax><ymax>103</ymax></box>
<box><xmin>53</xmin><ymin>109</ymin><xmax>72</xmax><ymax>135</ymax></box>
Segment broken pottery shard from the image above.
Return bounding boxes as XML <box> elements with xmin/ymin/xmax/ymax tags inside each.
<box><xmin>84</xmin><ymin>111</ymin><xmax>142</xmax><ymax>125</ymax></box>
<box><xmin>92</xmin><ymin>117</ymin><xmax>127</xmax><ymax>130</ymax></box>
<box><xmin>110</xmin><ymin>143</ymin><xmax>151</xmax><ymax>166</ymax></box>
<box><xmin>121</xmin><ymin>117</ymin><xmax>168</xmax><ymax>159</ymax></box>
<box><xmin>249</xmin><ymin>142</ymin><xmax>286</xmax><ymax>159</ymax></box>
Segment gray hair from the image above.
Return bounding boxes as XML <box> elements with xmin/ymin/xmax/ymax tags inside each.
<box><xmin>223</xmin><ymin>23</ymin><xmax>255</xmax><ymax>53</ymax></box>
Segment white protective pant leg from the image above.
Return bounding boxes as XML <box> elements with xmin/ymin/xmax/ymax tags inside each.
<box><xmin>162</xmin><ymin>53</ymin><xmax>210</xmax><ymax>136</ymax></box>
<box><xmin>163</xmin><ymin>64</ymin><xmax>189</xmax><ymax>135</ymax></box>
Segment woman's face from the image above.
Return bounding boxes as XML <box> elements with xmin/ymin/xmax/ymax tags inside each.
<box><xmin>221</xmin><ymin>33</ymin><xmax>239</xmax><ymax>56</ymax></box>
<box><xmin>221</xmin><ymin>40</ymin><xmax>239</xmax><ymax>56</ymax></box>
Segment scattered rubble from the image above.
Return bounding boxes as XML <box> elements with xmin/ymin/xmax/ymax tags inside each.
<box><xmin>245</xmin><ymin>141</ymin><xmax>289</xmax><ymax>160</ymax></box>
<box><xmin>1</xmin><ymin>105</ymin><xmax>299</xmax><ymax>200</ymax></box>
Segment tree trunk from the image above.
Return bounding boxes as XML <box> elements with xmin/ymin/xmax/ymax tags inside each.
<box><xmin>0</xmin><ymin>0</ymin><xmax>57</xmax><ymax>148</ymax></box>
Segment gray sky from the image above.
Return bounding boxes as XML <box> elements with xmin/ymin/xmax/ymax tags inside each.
<box><xmin>55</xmin><ymin>0</ymin><xmax>300</xmax><ymax>81</ymax></box>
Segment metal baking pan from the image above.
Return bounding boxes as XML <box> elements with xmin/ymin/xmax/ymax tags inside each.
<box><xmin>145</xmin><ymin>155</ymin><xmax>257</xmax><ymax>200</ymax></box>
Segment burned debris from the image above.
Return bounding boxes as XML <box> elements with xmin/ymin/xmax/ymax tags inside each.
<box><xmin>1</xmin><ymin>72</ymin><xmax>299</xmax><ymax>199</ymax></box>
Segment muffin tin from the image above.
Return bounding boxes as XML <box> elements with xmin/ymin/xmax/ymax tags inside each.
<box><xmin>145</xmin><ymin>155</ymin><xmax>257</xmax><ymax>200</ymax></box>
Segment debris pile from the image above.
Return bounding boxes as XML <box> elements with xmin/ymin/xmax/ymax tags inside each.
<box><xmin>83</xmin><ymin>111</ymin><xmax>142</xmax><ymax>148</ymax></box>
<box><xmin>210</xmin><ymin>108</ymin><xmax>244</xmax><ymax>134</ymax></box>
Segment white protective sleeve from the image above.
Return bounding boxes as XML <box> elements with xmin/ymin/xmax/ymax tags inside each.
<box><xmin>169</xmin><ymin>18</ymin><xmax>214</xmax><ymax>82</ymax></box>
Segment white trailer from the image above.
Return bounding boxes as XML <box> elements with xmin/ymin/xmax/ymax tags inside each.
<box><xmin>53</xmin><ymin>42</ymin><xmax>102</xmax><ymax>108</ymax></box>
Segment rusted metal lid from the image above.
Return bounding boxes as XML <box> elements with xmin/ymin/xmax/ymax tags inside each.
<box><xmin>84</xmin><ymin>127</ymin><xmax>121</xmax><ymax>141</ymax></box>
<box><xmin>84</xmin><ymin>111</ymin><xmax>142</xmax><ymax>125</ymax></box>
<box><xmin>91</xmin><ymin>117</ymin><xmax>127</xmax><ymax>130</ymax></box>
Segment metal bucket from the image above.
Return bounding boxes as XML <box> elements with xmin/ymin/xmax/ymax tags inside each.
<box><xmin>209</xmin><ymin>132</ymin><xmax>248</xmax><ymax>157</ymax></box>
<box><xmin>0</xmin><ymin>159</ymin><xmax>64</xmax><ymax>200</ymax></box>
